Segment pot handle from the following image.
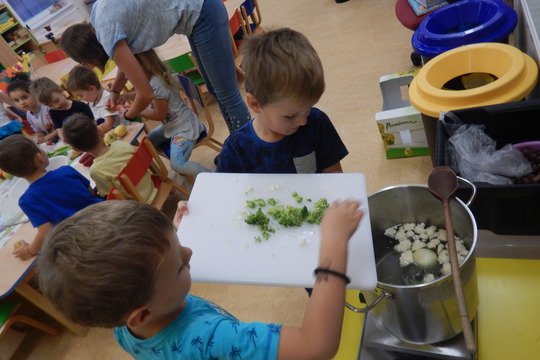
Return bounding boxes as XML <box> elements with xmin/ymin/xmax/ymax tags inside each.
<box><xmin>457</xmin><ymin>176</ymin><xmax>476</xmax><ymax>207</ymax></box>
<box><xmin>344</xmin><ymin>289</ymin><xmax>393</xmax><ymax>313</ymax></box>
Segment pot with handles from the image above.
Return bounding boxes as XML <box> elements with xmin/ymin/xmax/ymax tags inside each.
<box><xmin>346</xmin><ymin>181</ymin><xmax>478</xmax><ymax>345</ymax></box>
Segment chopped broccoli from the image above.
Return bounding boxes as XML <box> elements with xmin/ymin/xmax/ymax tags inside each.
<box><xmin>268</xmin><ymin>198</ymin><xmax>277</xmax><ymax>206</ymax></box>
<box><xmin>292</xmin><ymin>191</ymin><xmax>303</xmax><ymax>203</ymax></box>
<box><xmin>246</xmin><ymin>200</ymin><xmax>257</xmax><ymax>208</ymax></box>
<box><xmin>246</xmin><ymin>198</ymin><xmax>266</xmax><ymax>208</ymax></box>
<box><xmin>245</xmin><ymin>208</ymin><xmax>269</xmax><ymax>228</ymax></box>
<box><xmin>306</xmin><ymin>198</ymin><xmax>329</xmax><ymax>224</ymax></box>
<box><xmin>277</xmin><ymin>205</ymin><xmax>308</xmax><ymax>227</ymax></box>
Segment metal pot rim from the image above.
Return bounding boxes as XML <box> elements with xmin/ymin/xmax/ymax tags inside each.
<box><xmin>368</xmin><ymin>183</ymin><xmax>478</xmax><ymax>289</ymax></box>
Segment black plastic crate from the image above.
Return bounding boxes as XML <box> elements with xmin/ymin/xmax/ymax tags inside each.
<box><xmin>436</xmin><ymin>99</ymin><xmax>540</xmax><ymax>236</ymax></box>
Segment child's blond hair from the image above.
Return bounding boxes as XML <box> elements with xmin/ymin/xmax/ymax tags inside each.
<box><xmin>241</xmin><ymin>28</ymin><xmax>325</xmax><ymax>107</ymax></box>
<box><xmin>134</xmin><ymin>49</ymin><xmax>178</xmax><ymax>91</ymax></box>
<box><xmin>29</xmin><ymin>77</ymin><xmax>64</xmax><ymax>106</ymax></box>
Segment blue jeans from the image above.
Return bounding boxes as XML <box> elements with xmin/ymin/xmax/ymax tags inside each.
<box><xmin>188</xmin><ymin>0</ymin><xmax>251</xmax><ymax>133</ymax></box>
<box><xmin>147</xmin><ymin>125</ymin><xmax>211</xmax><ymax>176</ymax></box>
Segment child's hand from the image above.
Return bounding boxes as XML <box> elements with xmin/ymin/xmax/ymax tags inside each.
<box><xmin>321</xmin><ymin>200</ymin><xmax>363</xmax><ymax>242</ymax></box>
<box><xmin>13</xmin><ymin>240</ymin><xmax>35</xmax><ymax>260</ymax></box>
<box><xmin>106</xmin><ymin>94</ymin><xmax>128</xmax><ymax>111</ymax></box>
<box><xmin>173</xmin><ymin>201</ymin><xmax>189</xmax><ymax>230</ymax></box>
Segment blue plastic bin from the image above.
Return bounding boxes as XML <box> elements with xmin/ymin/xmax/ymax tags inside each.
<box><xmin>412</xmin><ymin>0</ymin><xmax>517</xmax><ymax>61</ymax></box>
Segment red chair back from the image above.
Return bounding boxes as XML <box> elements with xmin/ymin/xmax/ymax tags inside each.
<box><xmin>117</xmin><ymin>137</ymin><xmax>155</xmax><ymax>194</ymax></box>
<box><xmin>44</xmin><ymin>50</ymin><xmax>67</xmax><ymax>64</ymax></box>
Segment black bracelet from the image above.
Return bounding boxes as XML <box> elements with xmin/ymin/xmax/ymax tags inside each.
<box><xmin>124</xmin><ymin>110</ymin><xmax>136</xmax><ymax>121</ymax></box>
<box><xmin>314</xmin><ymin>267</ymin><xmax>351</xmax><ymax>284</ymax></box>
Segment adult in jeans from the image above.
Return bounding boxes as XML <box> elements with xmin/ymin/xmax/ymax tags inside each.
<box><xmin>60</xmin><ymin>0</ymin><xmax>251</xmax><ymax>134</ymax></box>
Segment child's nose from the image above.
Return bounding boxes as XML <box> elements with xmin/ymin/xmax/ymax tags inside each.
<box><xmin>182</xmin><ymin>246</ymin><xmax>193</xmax><ymax>263</ymax></box>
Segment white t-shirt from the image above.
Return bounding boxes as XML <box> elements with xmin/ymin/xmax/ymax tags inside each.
<box><xmin>90</xmin><ymin>90</ymin><xmax>130</xmax><ymax>128</ymax></box>
<box><xmin>0</xmin><ymin>104</ymin><xmax>10</xmax><ymax>128</ymax></box>
<box><xmin>26</xmin><ymin>104</ymin><xmax>54</xmax><ymax>134</ymax></box>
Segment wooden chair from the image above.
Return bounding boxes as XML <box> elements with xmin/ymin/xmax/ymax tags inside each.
<box><xmin>240</xmin><ymin>0</ymin><xmax>263</xmax><ymax>35</ymax></box>
<box><xmin>229</xmin><ymin>9</ymin><xmax>247</xmax><ymax>77</ymax></box>
<box><xmin>0</xmin><ymin>303</ymin><xmax>61</xmax><ymax>343</ymax></box>
<box><xmin>116</xmin><ymin>137</ymin><xmax>190</xmax><ymax>205</ymax></box>
<box><xmin>177</xmin><ymin>74</ymin><xmax>223</xmax><ymax>153</ymax></box>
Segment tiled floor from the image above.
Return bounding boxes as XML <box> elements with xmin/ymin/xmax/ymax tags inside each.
<box><xmin>7</xmin><ymin>0</ymin><xmax>433</xmax><ymax>358</ymax></box>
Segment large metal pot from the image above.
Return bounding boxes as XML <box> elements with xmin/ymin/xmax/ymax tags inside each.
<box><xmin>348</xmin><ymin>183</ymin><xmax>478</xmax><ymax>345</ymax></box>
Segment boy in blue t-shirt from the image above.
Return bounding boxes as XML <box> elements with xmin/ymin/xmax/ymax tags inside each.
<box><xmin>217</xmin><ymin>28</ymin><xmax>348</xmax><ymax>174</ymax></box>
<box><xmin>0</xmin><ymin>135</ymin><xmax>102</xmax><ymax>260</ymax></box>
<box><xmin>38</xmin><ymin>199</ymin><xmax>363</xmax><ymax>360</ymax></box>
<box><xmin>30</xmin><ymin>77</ymin><xmax>94</xmax><ymax>141</ymax></box>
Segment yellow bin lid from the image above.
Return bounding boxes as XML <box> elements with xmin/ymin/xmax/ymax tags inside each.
<box><xmin>409</xmin><ymin>42</ymin><xmax>538</xmax><ymax>118</ymax></box>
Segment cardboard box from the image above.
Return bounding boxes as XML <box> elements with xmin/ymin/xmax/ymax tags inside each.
<box><xmin>376</xmin><ymin>70</ymin><xmax>430</xmax><ymax>159</ymax></box>
<box><xmin>415</xmin><ymin>0</ymin><xmax>447</xmax><ymax>8</ymax></box>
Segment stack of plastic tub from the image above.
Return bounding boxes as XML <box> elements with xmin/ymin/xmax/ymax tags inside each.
<box><xmin>412</xmin><ymin>0</ymin><xmax>517</xmax><ymax>64</ymax></box>
<box><xmin>408</xmin><ymin>42</ymin><xmax>538</xmax><ymax>163</ymax></box>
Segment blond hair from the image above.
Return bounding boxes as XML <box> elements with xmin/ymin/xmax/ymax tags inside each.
<box><xmin>29</xmin><ymin>77</ymin><xmax>63</xmax><ymax>106</ymax></box>
<box><xmin>241</xmin><ymin>28</ymin><xmax>325</xmax><ymax>107</ymax></box>
<box><xmin>134</xmin><ymin>49</ymin><xmax>178</xmax><ymax>91</ymax></box>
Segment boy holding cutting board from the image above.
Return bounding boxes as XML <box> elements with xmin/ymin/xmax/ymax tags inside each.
<box><xmin>37</xmin><ymin>199</ymin><xmax>363</xmax><ymax>359</ymax></box>
<box><xmin>217</xmin><ymin>28</ymin><xmax>348</xmax><ymax>174</ymax></box>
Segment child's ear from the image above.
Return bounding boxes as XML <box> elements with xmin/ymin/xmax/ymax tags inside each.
<box><xmin>246</xmin><ymin>93</ymin><xmax>261</xmax><ymax>114</ymax></box>
<box><xmin>126</xmin><ymin>305</ymin><xmax>152</xmax><ymax>328</ymax></box>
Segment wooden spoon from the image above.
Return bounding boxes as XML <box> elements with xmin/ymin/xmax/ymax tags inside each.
<box><xmin>428</xmin><ymin>166</ymin><xmax>476</xmax><ymax>354</ymax></box>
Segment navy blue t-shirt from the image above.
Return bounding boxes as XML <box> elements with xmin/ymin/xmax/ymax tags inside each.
<box><xmin>217</xmin><ymin>107</ymin><xmax>348</xmax><ymax>173</ymax></box>
<box><xmin>50</xmin><ymin>101</ymin><xmax>94</xmax><ymax>129</ymax></box>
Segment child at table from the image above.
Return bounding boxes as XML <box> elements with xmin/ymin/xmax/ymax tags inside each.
<box><xmin>0</xmin><ymin>135</ymin><xmax>103</xmax><ymax>260</ymax></box>
<box><xmin>7</xmin><ymin>73</ymin><xmax>57</xmax><ymax>143</ymax></box>
<box><xmin>0</xmin><ymin>89</ymin><xmax>25</xmax><ymax>141</ymax></box>
<box><xmin>65</xmin><ymin>65</ymin><xmax>130</xmax><ymax>136</ymax></box>
<box><xmin>62</xmin><ymin>113</ymin><xmax>157</xmax><ymax>202</ymax></box>
<box><xmin>216</xmin><ymin>28</ymin><xmax>348</xmax><ymax>173</ymax></box>
<box><xmin>29</xmin><ymin>77</ymin><xmax>94</xmax><ymax>141</ymax></box>
<box><xmin>38</xmin><ymin>198</ymin><xmax>362</xmax><ymax>359</ymax></box>
<box><xmin>120</xmin><ymin>49</ymin><xmax>210</xmax><ymax>176</ymax></box>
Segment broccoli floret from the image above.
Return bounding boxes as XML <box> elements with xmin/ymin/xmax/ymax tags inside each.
<box><xmin>305</xmin><ymin>198</ymin><xmax>329</xmax><ymax>224</ymax></box>
<box><xmin>267</xmin><ymin>198</ymin><xmax>277</xmax><ymax>206</ymax></box>
<box><xmin>291</xmin><ymin>191</ymin><xmax>303</xmax><ymax>203</ymax></box>
<box><xmin>277</xmin><ymin>205</ymin><xmax>308</xmax><ymax>227</ymax></box>
<box><xmin>245</xmin><ymin>208</ymin><xmax>269</xmax><ymax>227</ymax></box>
<box><xmin>246</xmin><ymin>200</ymin><xmax>257</xmax><ymax>208</ymax></box>
<box><xmin>267</xmin><ymin>205</ymin><xmax>284</xmax><ymax>219</ymax></box>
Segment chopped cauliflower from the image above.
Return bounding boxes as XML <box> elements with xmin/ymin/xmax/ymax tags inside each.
<box><xmin>441</xmin><ymin>262</ymin><xmax>452</xmax><ymax>275</ymax></box>
<box><xmin>403</xmin><ymin>223</ymin><xmax>415</xmax><ymax>231</ymax></box>
<box><xmin>399</xmin><ymin>250</ymin><xmax>414</xmax><ymax>267</ymax></box>
<box><xmin>395</xmin><ymin>230</ymin><xmax>408</xmax><ymax>242</ymax></box>
<box><xmin>384</xmin><ymin>226</ymin><xmax>397</xmax><ymax>238</ymax></box>
<box><xmin>438</xmin><ymin>249</ymin><xmax>449</xmax><ymax>264</ymax></box>
<box><xmin>438</xmin><ymin>229</ymin><xmax>447</xmax><ymax>241</ymax></box>
<box><xmin>414</xmin><ymin>223</ymin><xmax>426</xmax><ymax>234</ymax></box>
<box><xmin>427</xmin><ymin>238</ymin><xmax>440</xmax><ymax>249</ymax></box>
<box><xmin>423</xmin><ymin>273</ymin><xmax>435</xmax><ymax>283</ymax></box>
<box><xmin>426</xmin><ymin>225</ymin><xmax>437</xmax><ymax>238</ymax></box>
<box><xmin>394</xmin><ymin>240</ymin><xmax>412</xmax><ymax>253</ymax></box>
<box><xmin>411</xmin><ymin>239</ymin><xmax>426</xmax><ymax>251</ymax></box>
<box><xmin>406</xmin><ymin>230</ymin><xmax>415</xmax><ymax>238</ymax></box>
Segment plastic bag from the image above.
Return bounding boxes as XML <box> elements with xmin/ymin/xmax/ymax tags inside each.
<box><xmin>448</xmin><ymin>124</ymin><xmax>533</xmax><ymax>185</ymax></box>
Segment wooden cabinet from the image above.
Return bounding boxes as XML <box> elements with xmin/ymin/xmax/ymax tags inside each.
<box><xmin>0</xmin><ymin>5</ymin><xmax>45</xmax><ymax>70</ymax></box>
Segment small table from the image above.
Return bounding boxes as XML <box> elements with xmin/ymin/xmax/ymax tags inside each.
<box><xmin>0</xmin><ymin>123</ymin><xmax>145</xmax><ymax>336</ymax></box>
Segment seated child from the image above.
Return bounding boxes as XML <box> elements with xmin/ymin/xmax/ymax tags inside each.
<box><xmin>216</xmin><ymin>28</ymin><xmax>348</xmax><ymax>173</ymax></box>
<box><xmin>65</xmin><ymin>65</ymin><xmax>130</xmax><ymax>135</ymax></box>
<box><xmin>62</xmin><ymin>113</ymin><xmax>157</xmax><ymax>202</ymax></box>
<box><xmin>38</xmin><ymin>199</ymin><xmax>362</xmax><ymax>359</ymax></box>
<box><xmin>7</xmin><ymin>72</ymin><xmax>57</xmax><ymax>143</ymax></box>
<box><xmin>121</xmin><ymin>49</ymin><xmax>210</xmax><ymax>176</ymax></box>
<box><xmin>29</xmin><ymin>77</ymin><xmax>94</xmax><ymax>141</ymax></box>
<box><xmin>0</xmin><ymin>90</ymin><xmax>24</xmax><ymax>141</ymax></box>
<box><xmin>0</xmin><ymin>135</ymin><xmax>103</xmax><ymax>260</ymax></box>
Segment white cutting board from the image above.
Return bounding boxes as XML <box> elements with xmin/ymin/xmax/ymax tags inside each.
<box><xmin>177</xmin><ymin>173</ymin><xmax>377</xmax><ymax>290</ymax></box>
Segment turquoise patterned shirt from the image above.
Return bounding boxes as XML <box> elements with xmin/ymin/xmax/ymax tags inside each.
<box><xmin>115</xmin><ymin>295</ymin><xmax>281</xmax><ymax>359</ymax></box>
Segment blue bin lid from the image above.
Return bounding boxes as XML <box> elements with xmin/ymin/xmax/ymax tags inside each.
<box><xmin>412</xmin><ymin>0</ymin><xmax>517</xmax><ymax>58</ymax></box>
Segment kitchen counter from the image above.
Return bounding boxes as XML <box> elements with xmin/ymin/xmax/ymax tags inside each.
<box><xmin>333</xmin><ymin>254</ymin><xmax>540</xmax><ymax>359</ymax></box>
